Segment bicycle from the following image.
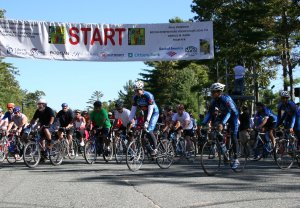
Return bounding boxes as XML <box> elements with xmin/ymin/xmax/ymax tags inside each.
<box><xmin>23</xmin><ymin>126</ymin><xmax>56</xmax><ymax>168</ymax></box>
<box><xmin>273</xmin><ymin>129</ymin><xmax>299</xmax><ymax>169</ymax></box>
<box><xmin>252</xmin><ymin>130</ymin><xmax>274</xmax><ymax>161</ymax></box>
<box><xmin>49</xmin><ymin>127</ymin><xmax>78</xmax><ymax>166</ymax></box>
<box><xmin>200</xmin><ymin>127</ymin><xmax>248</xmax><ymax>176</ymax></box>
<box><xmin>83</xmin><ymin>128</ymin><xmax>114</xmax><ymax>164</ymax></box>
<box><xmin>169</xmin><ymin>130</ymin><xmax>197</xmax><ymax>163</ymax></box>
<box><xmin>126</xmin><ymin>123</ymin><xmax>174</xmax><ymax>172</ymax></box>
<box><xmin>112</xmin><ymin>128</ymin><xmax>128</xmax><ymax>164</ymax></box>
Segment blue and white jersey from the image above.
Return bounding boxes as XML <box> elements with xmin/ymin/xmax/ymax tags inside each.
<box><xmin>254</xmin><ymin>107</ymin><xmax>277</xmax><ymax>127</ymax></box>
<box><xmin>294</xmin><ymin>105</ymin><xmax>300</xmax><ymax>131</ymax></box>
<box><xmin>277</xmin><ymin>100</ymin><xmax>297</xmax><ymax>129</ymax></box>
<box><xmin>132</xmin><ymin>91</ymin><xmax>159</xmax><ymax>113</ymax></box>
<box><xmin>202</xmin><ymin>95</ymin><xmax>239</xmax><ymax>126</ymax></box>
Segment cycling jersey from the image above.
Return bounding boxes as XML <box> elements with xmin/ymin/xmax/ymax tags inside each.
<box><xmin>2</xmin><ymin>111</ymin><xmax>13</xmax><ymax>122</ymax></box>
<box><xmin>277</xmin><ymin>100</ymin><xmax>297</xmax><ymax>129</ymax></box>
<box><xmin>129</xmin><ymin>90</ymin><xmax>159</xmax><ymax>132</ymax></box>
<box><xmin>172</xmin><ymin>111</ymin><xmax>193</xmax><ymax>130</ymax></box>
<box><xmin>254</xmin><ymin>107</ymin><xmax>277</xmax><ymax>130</ymax></box>
<box><xmin>294</xmin><ymin>105</ymin><xmax>300</xmax><ymax>131</ymax></box>
<box><xmin>202</xmin><ymin>95</ymin><xmax>239</xmax><ymax>128</ymax></box>
<box><xmin>89</xmin><ymin>108</ymin><xmax>111</xmax><ymax>129</ymax></box>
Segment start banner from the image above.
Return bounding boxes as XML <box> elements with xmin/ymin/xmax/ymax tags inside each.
<box><xmin>0</xmin><ymin>19</ymin><xmax>214</xmax><ymax>61</ymax></box>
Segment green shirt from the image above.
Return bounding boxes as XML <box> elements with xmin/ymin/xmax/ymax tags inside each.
<box><xmin>90</xmin><ymin>108</ymin><xmax>111</xmax><ymax>128</ymax></box>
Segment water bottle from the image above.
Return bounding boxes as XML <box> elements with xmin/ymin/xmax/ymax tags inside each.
<box><xmin>9</xmin><ymin>142</ymin><xmax>15</xmax><ymax>153</ymax></box>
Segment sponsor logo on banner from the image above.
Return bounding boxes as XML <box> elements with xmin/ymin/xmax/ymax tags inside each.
<box><xmin>7</xmin><ymin>47</ymin><xmax>14</xmax><ymax>54</ymax></box>
<box><xmin>166</xmin><ymin>51</ymin><xmax>177</xmax><ymax>57</ymax></box>
<box><xmin>49</xmin><ymin>26</ymin><xmax>66</xmax><ymax>44</ymax></box>
<box><xmin>185</xmin><ymin>46</ymin><xmax>198</xmax><ymax>56</ymax></box>
<box><xmin>6</xmin><ymin>46</ymin><xmax>28</xmax><ymax>56</ymax></box>
<box><xmin>159</xmin><ymin>46</ymin><xmax>183</xmax><ymax>51</ymax></box>
<box><xmin>128</xmin><ymin>28</ymin><xmax>145</xmax><ymax>45</ymax></box>
<box><xmin>30</xmin><ymin>48</ymin><xmax>46</xmax><ymax>56</ymax></box>
<box><xmin>50</xmin><ymin>51</ymin><xmax>70</xmax><ymax>56</ymax></box>
<box><xmin>99</xmin><ymin>53</ymin><xmax>125</xmax><ymax>59</ymax></box>
<box><xmin>128</xmin><ymin>52</ymin><xmax>160</xmax><ymax>58</ymax></box>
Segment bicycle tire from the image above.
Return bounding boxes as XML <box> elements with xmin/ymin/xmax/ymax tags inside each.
<box><xmin>103</xmin><ymin>142</ymin><xmax>114</xmax><ymax>162</ymax></box>
<box><xmin>0</xmin><ymin>140</ymin><xmax>7</xmax><ymax>162</ymax></box>
<box><xmin>84</xmin><ymin>140</ymin><xmax>97</xmax><ymax>164</ymax></box>
<box><xmin>126</xmin><ymin>140</ymin><xmax>144</xmax><ymax>172</ymax></box>
<box><xmin>23</xmin><ymin>141</ymin><xmax>41</xmax><ymax>168</ymax></box>
<box><xmin>115</xmin><ymin>137</ymin><xmax>126</xmax><ymax>164</ymax></box>
<box><xmin>201</xmin><ymin>141</ymin><xmax>222</xmax><ymax>176</ymax></box>
<box><xmin>232</xmin><ymin>141</ymin><xmax>248</xmax><ymax>173</ymax></box>
<box><xmin>49</xmin><ymin>140</ymin><xmax>63</xmax><ymax>166</ymax></box>
<box><xmin>6</xmin><ymin>151</ymin><xmax>16</xmax><ymax>164</ymax></box>
<box><xmin>156</xmin><ymin>140</ymin><xmax>174</xmax><ymax>169</ymax></box>
<box><xmin>274</xmin><ymin>140</ymin><xmax>295</xmax><ymax>169</ymax></box>
<box><xmin>186</xmin><ymin>140</ymin><xmax>197</xmax><ymax>163</ymax></box>
<box><xmin>68</xmin><ymin>139</ymin><xmax>78</xmax><ymax>160</ymax></box>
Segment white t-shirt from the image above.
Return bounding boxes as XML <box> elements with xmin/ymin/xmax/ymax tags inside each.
<box><xmin>233</xmin><ymin>65</ymin><xmax>246</xmax><ymax>79</ymax></box>
<box><xmin>114</xmin><ymin>108</ymin><xmax>131</xmax><ymax>126</ymax></box>
<box><xmin>172</xmin><ymin>111</ymin><xmax>193</xmax><ymax>130</ymax></box>
<box><xmin>12</xmin><ymin>113</ymin><xmax>28</xmax><ymax>127</ymax></box>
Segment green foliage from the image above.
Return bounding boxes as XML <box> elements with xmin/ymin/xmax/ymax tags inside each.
<box><xmin>86</xmin><ymin>90</ymin><xmax>104</xmax><ymax>111</ymax></box>
<box><xmin>118</xmin><ymin>80</ymin><xmax>135</xmax><ymax>109</ymax></box>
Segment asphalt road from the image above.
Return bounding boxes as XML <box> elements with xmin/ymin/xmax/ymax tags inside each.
<box><xmin>0</xmin><ymin>156</ymin><xmax>299</xmax><ymax>208</ymax></box>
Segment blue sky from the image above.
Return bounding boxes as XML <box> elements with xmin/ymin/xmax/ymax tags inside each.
<box><xmin>1</xmin><ymin>0</ymin><xmax>300</xmax><ymax>110</ymax></box>
<box><xmin>1</xmin><ymin>0</ymin><xmax>194</xmax><ymax>111</ymax></box>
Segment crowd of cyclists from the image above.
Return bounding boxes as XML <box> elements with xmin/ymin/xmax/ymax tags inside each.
<box><xmin>0</xmin><ymin>80</ymin><xmax>299</xmax><ymax>171</ymax></box>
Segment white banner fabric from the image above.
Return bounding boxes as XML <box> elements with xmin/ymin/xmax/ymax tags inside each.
<box><xmin>0</xmin><ymin>19</ymin><xmax>214</xmax><ymax>61</ymax></box>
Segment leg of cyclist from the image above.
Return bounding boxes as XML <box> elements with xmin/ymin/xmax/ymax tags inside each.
<box><xmin>102</xmin><ymin>127</ymin><xmax>111</xmax><ymax>154</ymax></box>
<box><xmin>66</xmin><ymin>128</ymin><xmax>74</xmax><ymax>155</ymax></box>
<box><xmin>147</xmin><ymin>111</ymin><xmax>159</xmax><ymax>156</ymax></box>
<box><xmin>230</xmin><ymin>116</ymin><xmax>240</xmax><ymax>169</ymax></box>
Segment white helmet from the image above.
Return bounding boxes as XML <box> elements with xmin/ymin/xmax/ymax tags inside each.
<box><xmin>210</xmin><ymin>83</ymin><xmax>226</xmax><ymax>92</ymax></box>
<box><xmin>133</xmin><ymin>80</ymin><xmax>144</xmax><ymax>90</ymax></box>
<box><xmin>37</xmin><ymin>98</ymin><xmax>47</xmax><ymax>104</ymax></box>
<box><xmin>280</xmin><ymin>91</ymin><xmax>290</xmax><ymax>98</ymax></box>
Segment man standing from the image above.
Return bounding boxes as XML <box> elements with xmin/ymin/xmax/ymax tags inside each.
<box><xmin>233</xmin><ymin>63</ymin><xmax>246</xmax><ymax>95</ymax></box>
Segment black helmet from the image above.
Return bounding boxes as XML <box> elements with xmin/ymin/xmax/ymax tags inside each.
<box><xmin>115</xmin><ymin>100</ymin><xmax>124</xmax><ymax>109</ymax></box>
<box><xmin>93</xmin><ymin>101</ymin><xmax>102</xmax><ymax>108</ymax></box>
<box><xmin>256</xmin><ymin>102</ymin><xmax>265</xmax><ymax>108</ymax></box>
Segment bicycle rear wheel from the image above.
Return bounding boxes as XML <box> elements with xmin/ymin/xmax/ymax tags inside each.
<box><xmin>6</xmin><ymin>151</ymin><xmax>16</xmax><ymax>164</ymax></box>
<box><xmin>23</xmin><ymin>141</ymin><xmax>41</xmax><ymax>168</ymax></box>
<box><xmin>68</xmin><ymin>139</ymin><xmax>78</xmax><ymax>160</ymax></box>
<box><xmin>274</xmin><ymin>140</ymin><xmax>295</xmax><ymax>169</ymax></box>
<box><xmin>84</xmin><ymin>140</ymin><xmax>97</xmax><ymax>164</ymax></box>
<box><xmin>201</xmin><ymin>141</ymin><xmax>222</xmax><ymax>176</ymax></box>
<box><xmin>0</xmin><ymin>140</ymin><xmax>7</xmax><ymax>162</ymax></box>
<box><xmin>49</xmin><ymin>141</ymin><xmax>63</xmax><ymax>166</ymax></box>
<box><xmin>156</xmin><ymin>140</ymin><xmax>174</xmax><ymax>169</ymax></box>
<box><xmin>126</xmin><ymin>140</ymin><xmax>144</xmax><ymax>172</ymax></box>
<box><xmin>103</xmin><ymin>142</ymin><xmax>114</xmax><ymax>162</ymax></box>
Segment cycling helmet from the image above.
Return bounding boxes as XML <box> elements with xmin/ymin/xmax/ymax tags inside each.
<box><xmin>255</xmin><ymin>102</ymin><xmax>265</xmax><ymax>108</ymax></box>
<box><xmin>37</xmin><ymin>98</ymin><xmax>47</xmax><ymax>104</ymax></box>
<box><xmin>0</xmin><ymin>108</ymin><xmax>3</xmax><ymax>112</ymax></box>
<box><xmin>61</xmin><ymin>103</ymin><xmax>68</xmax><ymax>108</ymax></box>
<box><xmin>115</xmin><ymin>100</ymin><xmax>124</xmax><ymax>109</ymax></box>
<box><xmin>93</xmin><ymin>100</ymin><xmax>102</xmax><ymax>107</ymax></box>
<box><xmin>210</xmin><ymin>83</ymin><xmax>225</xmax><ymax>92</ymax></box>
<box><xmin>133</xmin><ymin>80</ymin><xmax>144</xmax><ymax>90</ymax></box>
<box><xmin>13</xmin><ymin>106</ymin><xmax>21</xmax><ymax>113</ymax></box>
<box><xmin>280</xmin><ymin>91</ymin><xmax>290</xmax><ymax>98</ymax></box>
<box><xmin>7</xmin><ymin>103</ymin><xmax>15</xmax><ymax>108</ymax></box>
<box><xmin>108</xmin><ymin>112</ymin><xmax>113</xmax><ymax>116</ymax></box>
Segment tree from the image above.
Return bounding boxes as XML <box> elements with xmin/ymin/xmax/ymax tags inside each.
<box><xmin>118</xmin><ymin>80</ymin><xmax>135</xmax><ymax>109</ymax></box>
<box><xmin>86</xmin><ymin>90</ymin><xmax>103</xmax><ymax>110</ymax></box>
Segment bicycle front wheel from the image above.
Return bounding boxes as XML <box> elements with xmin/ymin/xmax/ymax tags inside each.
<box><xmin>0</xmin><ymin>140</ymin><xmax>7</xmax><ymax>162</ymax></box>
<box><xmin>84</xmin><ymin>140</ymin><xmax>97</xmax><ymax>164</ymax></box>
<box><xmin>115</xmin><ymin>138</ymin><xmax>126</xmax><ymax>164</ymax></box>
<box><xmin>68</xmin><ymin>139</ymin><xmax>78</xmax><ymax>160</ymax></box>
<box><xmin>126</xmin><ymin>140</ymin><xmax>144</xmax><ymax>172</ymax></box>
<box><xmin>23</xmin><ymin>141</ymin><xmax>41</xmax><ymax>168</ymax></box>
<box><xmin>156</xmin><ymin>140</ymin><xmax>174</xmax><ymax>169</ymax></box>
<box><xmin>49</xmin><ymin>141</ymin><xmax>63</xmax><ymax>166</ymax></box>
<box><xmin>103</xmin><ymin>142</ymin><xmax>114</xmax><ymax>162</ymax></box>
<box><xmin>201</xmin><ymin>141</ymin><xmax>221</xmax><ymax>176</ymax></box>
<box><xmin>274</xmin><ymin>140</ymin><xmax>294</xmax><ymax>169</ymax></box>
<box><xmin>6</xmin><ymin>151</ymin><xmax>16</xmax><ymax>164</ymax></box>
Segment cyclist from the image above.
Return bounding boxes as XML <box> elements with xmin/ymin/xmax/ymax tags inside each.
<box><xmin>0</xmin><ymin>103</ymin><xmax>15</xmax><ymax>128</ymax></box>
<box><xmin>253</xmin><ymin>102</ymin><xmax>277</xmax><ymax>160</ymax></box>
<box><xmin>201</xmin><ymin>83</ymin><xmax>240</xmax><ymax>169</ymax></box>
<box><xmin>128</xmin><ymin>80</ymin><xmax>160</xmax><ymax>156</ymax></box>
<box><xmin>73</xmin><ymin>109</ymin><xmax>86</xmax><ymax>147</ymax></box>
<box><xmin>0</xmin><ymin>107</ymin><xmax>8</xmax><ymax>130</ymax></box>
<box><xmin>113</xmin><ymin>100</ymin><xmax>130</xmax><ymax>135</ymax></box>
<box><xmin>28</xmin><ymin>99</ymin><xmax>55</xmax><ymax>160</ymax></box>
<box><xmin>56</xmin><ymin>103</ymin><xmax>75</xmax><ymax>153</ymax></box>
<box><xmin>161</xmin><ymin>105</ymin><xmax>174</xmax><ymax>139</ymax></box>
<box><xmin>296</xmin><ymin>102</ymin><xmax>300</xmax><ymax>149</ymax></box>
<box><xmin>88</xmin><ymin>101</ymin><xmax>111</xmax><ymax>156</ymax></box>
<box><xmin>170</xmin><ymin>104</ymin><xmax>195</xmax><ymax>156</ymax></box>
<box><xmin>6</xmin><ymin>106</ymin><xmax>28</xmax><ymax>136</ymax></box>
<box><xmin>277</xmin><ymin>91</ymin><xmax>298</xmax><ymax>148</ymax></box>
